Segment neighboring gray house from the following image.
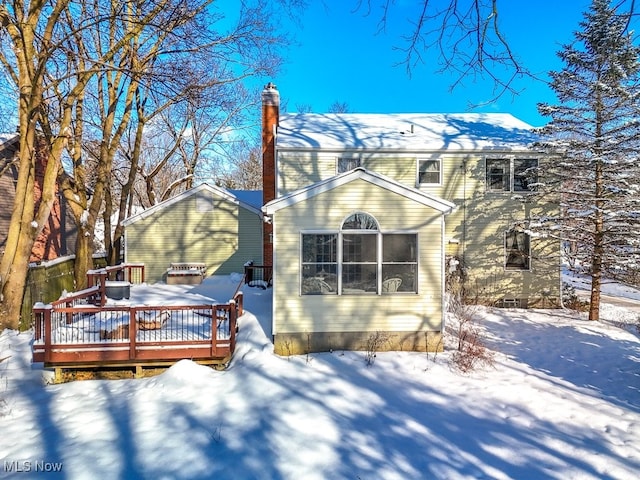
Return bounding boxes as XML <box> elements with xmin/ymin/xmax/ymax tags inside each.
<box><xmin>123</xmin><ymin>183</ymin><xmax>263</xmax><ymax>284</ymax></box>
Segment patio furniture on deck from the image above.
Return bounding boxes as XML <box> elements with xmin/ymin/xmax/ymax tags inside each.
<box><xmin>166</xmin><ymin>262</ymin><xmax>206</xmax><ymax>285</ymax></box>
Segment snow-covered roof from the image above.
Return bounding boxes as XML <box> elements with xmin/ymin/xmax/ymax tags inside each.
<box><xmin>122</xmin><ymin>183</ymin><xmax>262</xmax><ymax>226</ymax></box>
<box><xmin>0</xmin><ymin>133</ymin><xmax>18</xmax><ymax>149</ymax></box>
<box><xmin>263</xmin><ymin>167</ymin><xmax>455</xmax><ymax>215</ymax></box>
<box><xmin>276</xmin><ymin>113</ymin><xmax>537</xmax><ymax>152</ymax></box>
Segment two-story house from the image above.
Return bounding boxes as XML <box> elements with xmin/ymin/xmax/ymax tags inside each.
<box><xmin>260</xmin><ymin>83</ymin><xmax>560</xmax><ymax>355</ymax></box>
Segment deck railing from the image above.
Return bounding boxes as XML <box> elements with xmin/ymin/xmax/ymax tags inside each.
<box><xmin>87</xmin><ymin>263</ymin><xmax>145</xmax><ymax>288</ymax></box>
<box><xmin>32</xmin><ymin>290</ymin><xmax>242</xmax><ymax>366</ymax></box>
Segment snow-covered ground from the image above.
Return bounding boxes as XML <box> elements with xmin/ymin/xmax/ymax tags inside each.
<box><xmin>1</xmin><ymin>275</ymin><xmax>639</xmax><ymax>479</ymax></box>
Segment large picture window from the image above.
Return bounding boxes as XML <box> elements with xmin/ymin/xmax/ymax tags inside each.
<box><xmin>301</xmin><ymin>213</ymin><xmax>418</xmax><ymax>295</ymax></box>
<box><xmin>505</xmin><ymin>229</ymin><xmax>531</xmax><ymax>270</ymax></box>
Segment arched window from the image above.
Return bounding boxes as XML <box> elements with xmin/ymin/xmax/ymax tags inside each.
<box><xmin>341</xmin><ymin>212</ymin><xmax>379</xmax><ymax>230</ymax></box>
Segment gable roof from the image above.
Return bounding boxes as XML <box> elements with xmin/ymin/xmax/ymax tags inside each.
<box><xmin>123</xmin><ymin>183</ymin><xmax>263</xmax><ymax>226</ymax></box>
<box><xmin>263</xmin><ymin>167</ymin><xmax>455</xmax><ymax>215</ymax></box>
<box><xmin>276</xmin><ymin>113</ymin><xmax>537</xmax><ymax>152</ymax></box>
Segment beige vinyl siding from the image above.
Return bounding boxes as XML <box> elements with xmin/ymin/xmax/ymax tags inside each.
<box><xmin>361</xmin><ymin>156</ymin><xmax>415</xmax><ymax>185</ymax></box>
<box><xmin>272</xmin><ymin>178</ymin><xmax>444</xmax><ymax>335</ymax></box>
<box><xmin>438</xmin><ymin>154</ymin><xmax>561</xmax><ymax>304</ymax></box>
<box><xmin>277</xmin><ymin>153</ymin><xmax>337</xmax><ymax>196</ymax></box>
<box><xmin>278</xmin><ymin>153</ymin><xmax>418</xmax><ymax>195</ymax></box>
<box><xmin>126</xmin><ymin>192</ymin><xmax>262</xmax><ymax>283</ymax></box>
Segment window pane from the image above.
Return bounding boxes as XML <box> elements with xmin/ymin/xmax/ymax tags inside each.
<box><xmin>514</xmin><ymin>159</ymin><xmax>538</xmax><ymax>191</ymax></box>
<box><xmin>302</xmin><ymin>234</ymin><xmax>336</xmax><ymax>263</ymax></box>
<box><xmin>383</xmin><ymin>234</ymin><xmax>416</xmax><ymax>262</ymax></box>
<box><xmin>302</xmin><ymin>265</ymin><xmax>337</xmax><ymax>294</ymax></box>
<box><xmin>382</xmin><ymin>265</ymin><xmax>417</xmax><ymax>293</ymax></box>
<box><xmin>505</xmin><ymin>230</ymin><xmax>531</xmax><ymax>270</ymax></box>
<box><xmin>342</xmin><ymin>264</ymin><xmax>377</xmax><ymax>293</ymax></box>
<box><xmin>302</xmin><ymin>234</ymin><xmax>337</xmax><ymax>295</ymax></box>
<box><xmin>343</xmin><ymin>234</ymin><xmax>377</xmax><ymax>262</ymax></box>
<box><xmin>342</xmin><ymin>213</ymin><xmax>378</xmax><ymax>230</ymax></box>
<box><xmin>487</xmin><ymin>159</ymin><xmax>510</xmax><ymax>191</ymax></box>
<box><xmin>419</xmin><ymin>160</ymin><xmax>440</xmax><ymax>184</ymax></box>
<box><xmin>338</xmin><ymin>157</ymin><xmax>360</xmax><ymax>173</ymax></box>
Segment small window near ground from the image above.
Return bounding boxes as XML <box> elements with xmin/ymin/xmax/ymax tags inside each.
<box><xmin>505</xmin><ymin>229</ymin><xmax>531</xmax><ymax>270</ymax></box>
<box><xmin>418</xmin><ymin>159</ymin><xmax>440</xmax><ymax>185</ymax></box>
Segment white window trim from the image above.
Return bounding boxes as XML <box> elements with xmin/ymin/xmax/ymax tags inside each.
<box><xmin>417</xmin><ymin>158</ymin><xmax>442</xmax><ymax>187</ymax></box>
<box><xmin>299</xmin><ymin>228</ymin><xmax>420</xmax><ymax>296</ymax></box>
<box><xmin>336</xmin><ymin>155</ymin><xmax>362</xmax><ymax>174</ymax></box>
<box><xmin>503</xmin><ymin>228</ymin><xmax>532</xmax><ymax>271</ymax></box>
<box><xmin>485</xmin><ymin>156</ymin><xmax>539</xmax><ymax>194</ymax></box>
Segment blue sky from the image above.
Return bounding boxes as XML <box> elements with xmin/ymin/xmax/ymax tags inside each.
<box><xmin>270</xmin><ymin>1</ymin><xmax>593</xmax><ymax>127</ymax></box>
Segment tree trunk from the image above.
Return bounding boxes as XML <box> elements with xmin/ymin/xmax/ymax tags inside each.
<box><xmin>75</xmin><ymin>225</ymin><xmax>94</xmax><ymax>290</ymax></box>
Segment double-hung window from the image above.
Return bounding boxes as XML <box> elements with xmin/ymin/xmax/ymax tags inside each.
<box><xmin>505</xmin><ymin>229</ymin><xmax>531</xmax><ymax>270</ymax></box>
<box><xmin>301</xmin><ymin>234</ymin><xmax>338</xmax><ymax>294</ymax></box>
<box><xmin>418</xmin><ymin>159</ymin><xmax>441</xmax><ymax>185</ymax></box>
<box><xmin>486</xmin><ymin>159</ymin><xmax>510</xmax><ymax>192</ymax></box>
<box><xmin>301</xmin><ymin>212</ymin><xmax>418</xmax><ymax>295</ymax></box>
<box><xmin>486</xmin><ymin>158</ymin><xmax>538</xmax><ymax>192</ymax></box>
<box><xmin>382</xmin><ymin>234</ymin><xmax>417</xmax><ymax>292</ymax></box>
<box><xmin>513</xmin><ymin>159</ymin><xmax>538</xmax><ymax>191</ymax></box>
<box><xmin>342</xmin><ymin>213</ymin><xmax>378</xmax><ymax>293</ymax></box>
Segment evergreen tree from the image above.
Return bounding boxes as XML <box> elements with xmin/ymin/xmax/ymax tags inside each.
<box><xmin>536</xmin><ymin>0</ymin><xmax>640</xmax><ymax>321</ymax></box>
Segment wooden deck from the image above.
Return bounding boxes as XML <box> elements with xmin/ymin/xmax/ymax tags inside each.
<box><xmin>32</xmin><ymin>264</ymin><xmax>243</xmax><ymax>379</ymax></box>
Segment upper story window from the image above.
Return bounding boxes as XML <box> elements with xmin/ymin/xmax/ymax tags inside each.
<box><xmin>418</xmin><ymin>159</ymin><xmax>441</xmax><ymax>185</ymax></box>
<box><xmin>301</xmin><ymin>212</ymin><xmax>417</xmax><ymax>295</ymax></box>
<box><xmin>486</xmin><ymin>158</ymin><xmax>538</xmax><ymax>192</ymax></box>
<box><xmin>513</xmin><ymin>159</ymin><xmax>538</xmax><ymax>191</ymax></box>
<box><xmin>337</xmin><ymin>157</ymin><xmax>361</xmax><ymax>173</ymax></box>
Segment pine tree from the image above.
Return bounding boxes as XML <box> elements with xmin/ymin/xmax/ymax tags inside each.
<box><xmin>536</xmin><ymin>0</ymin><xmax>640</xmax><ymax>321</ymax></box>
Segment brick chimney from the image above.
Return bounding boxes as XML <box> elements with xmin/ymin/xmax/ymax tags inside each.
<box><xmin>262</xmin><ymin>82</ymin><xmax>279</xmax><ymax>266</ymax></box>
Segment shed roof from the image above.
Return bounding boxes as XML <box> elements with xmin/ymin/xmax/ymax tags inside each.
<box><xmin>263</xmin><ymin>167</ymin><xmax>455</xmax><ymax>215</ymax></box>
<box><xmin>123</xmin><ymin>183</ymin><xmax>263</xmax><ymax>226</ymax></box>
<box><xmin>276</xmin><ymin>113</ymin><xmax>537</xmax><ymax>152</ymax></box>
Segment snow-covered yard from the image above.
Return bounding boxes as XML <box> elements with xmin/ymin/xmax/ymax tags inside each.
<box><xmin>1</xmin><ymin>275</ymin><xmax>639</xmax><ymax>479</ymax></box>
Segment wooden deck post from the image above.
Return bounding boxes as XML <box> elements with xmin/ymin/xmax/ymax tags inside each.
<box><xmin>210</xmin><ymin>305</ymin><xmax>218</xmax><ymax>358</ymax></box>
<box><xmin>229</xmin><ymin>300</ymin><xmax>237</xmax><ymax>354</ymax></box>
<box><xmin>43</xmin><ymin>306</ymin><xmax>52</xmax><ymax>364</ymax></box>
<box><xmin>129</xmin><ymin>307</ymin><xmax>137</xmax><ymax>360</ymax></box>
